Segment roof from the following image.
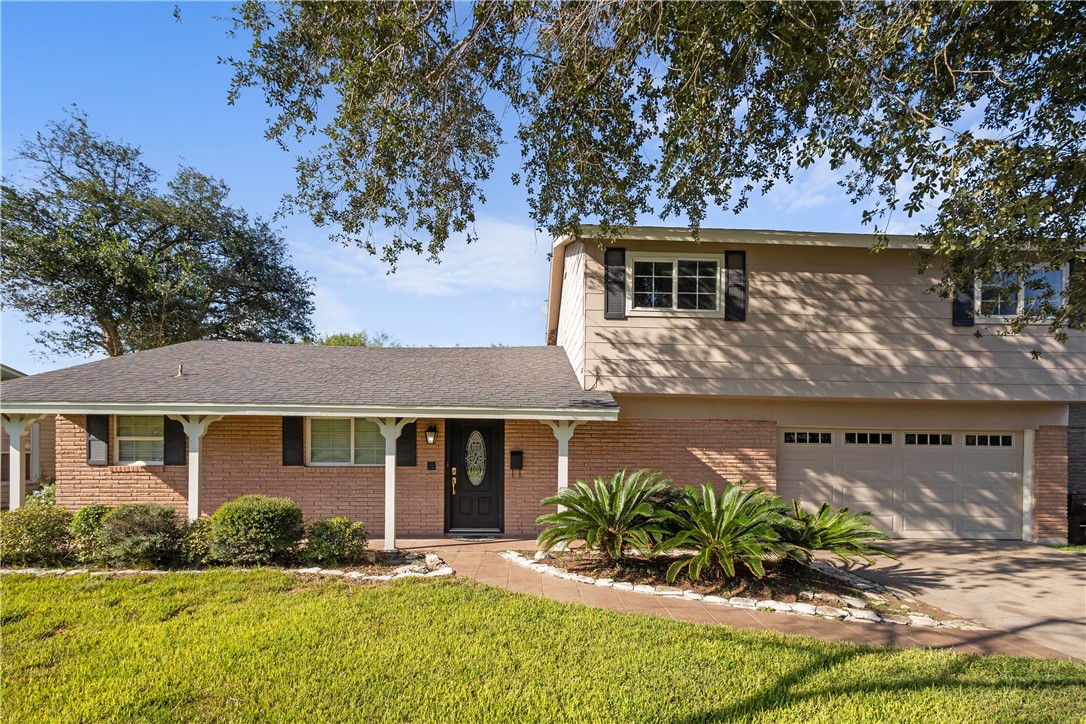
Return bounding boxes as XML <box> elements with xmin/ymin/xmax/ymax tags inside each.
<box><xmin>1</xmin><ymin>364</ymin><xmax>26</xmax><ymax>381</ymax></box>
<box><xmin>0</xmin><ymin>341</ymin><xmax>619</xmax><ymax>420</ymax></box>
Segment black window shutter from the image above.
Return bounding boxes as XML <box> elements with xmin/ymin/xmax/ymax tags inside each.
<box><xmin>86</xmin><ymin>415</ymin><xmax>109</xmax><ymax>466</ymax></box>
<box><xmin>282</xmin><ymin>417</ymin><xmax>304</xmax><ymax>466</ymax></box>
<box><xmin>1071</xmin><ymin>257</ymin><xmax>1083</xmax><ymax>327</ymax></box>
<box><xmin>952</xmin><ymin>285</ymin><xmax>976</xmax><ymax>327</ymax></box>
<box><xmin>724</xmin><ymin>251</ymin><xmax>747</xmax><ymax>321</ymax></box>
<box><xmin>163</xmin><ymin>417</ymin><xmax>186</xmax><ymax>465</ymax></box>
<box><xmin>603</xmin><ymin>248</ymin><xmax>626</xmax><ymax>320</ymax></box>
<box><xmin>396</xmin><ymin>422</ymin><xmax>417</xmax><ymax>467</ymax></box>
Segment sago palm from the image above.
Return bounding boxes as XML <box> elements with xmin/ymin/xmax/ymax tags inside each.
<box><xmin>658</xmin><ymin>482</ymin><xmax>792</xmax><ymax>583</ymax></box>
<box><xmin>779</xmin><ymin>500</ymin><xmax>894</xmax><ymax>567</ymax></box>
<box><xmin>536</xmin><ymin>469</ymin><xmax>671</xmax><ymax>562</ymax></box>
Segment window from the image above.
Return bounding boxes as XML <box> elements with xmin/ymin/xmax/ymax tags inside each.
<box><xmin>783</xmin><ymin>431</ymin><xmax>833</xmax><ymax>444</ymax></box>
<box><xmin>629</xmin><ymin>254</ymin><xmax>721</xmax><ymax>313</ymax></box>
<box><xmin>977</xmin><ymin>266</ymin><xmax>1066</xmax><ymax>319</ymax></box>
<box><xmin>965</xmin><ymin>434</ymin><xmax>1013</xmax><ymax>448</ymax></box>
<box><xmin>904</xmin><ymin>433</ymin><xmax>953</xmax><ymax>446</ymax></box>
<box><xmin>116</xmin><ymin>415</ymin><xmax>164</xmax><ymax>465</ymax></box>
<box><xmin>308</xmin><ymin>418</ymin><xmax>384</xmax><ymax>465</ymax></box>
<box><xmin>844</xmin><ymin>431</ymin><xmax>893</xmax><ymax>445</ymax></box>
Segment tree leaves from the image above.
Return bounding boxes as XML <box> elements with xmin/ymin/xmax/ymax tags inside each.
<box><xmin>0</xmin><ymin>109</ymin><xmax>315</xmax><ymax>358</ymax></box>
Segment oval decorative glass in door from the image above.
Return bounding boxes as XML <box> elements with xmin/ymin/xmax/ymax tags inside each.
<box><xmin>465</xmin><ymin>431</ymin><xmax>486</xmax><ymax>486</ymax></box>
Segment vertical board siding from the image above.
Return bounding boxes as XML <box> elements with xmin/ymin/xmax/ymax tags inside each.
<box><xmin>556</xmin><ymin>241</ymin><xmax>587</xmax><ymax>384</ymax></box>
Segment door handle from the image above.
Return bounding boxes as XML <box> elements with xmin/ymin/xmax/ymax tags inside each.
<box><xmin>451</xmin><ymin>467</ymin><xmax>457</xmax><ymax>496</ymax></box>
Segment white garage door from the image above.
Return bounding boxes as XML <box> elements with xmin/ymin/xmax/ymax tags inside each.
<box><xmin>777</xmin><ymin>429</ymin><xmax>1023</xmax><ymax>539</ymax></box>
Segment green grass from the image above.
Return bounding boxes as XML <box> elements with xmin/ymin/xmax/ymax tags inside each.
<box><xmin>1053</xmin><ymin>544</ymin><xmax>1086</xmax><ymax>555</ymax></box>
<box><xmin>2</xmin><ymin>572</ymin><xmax>1084</xmax><ymax>723</ymax></box>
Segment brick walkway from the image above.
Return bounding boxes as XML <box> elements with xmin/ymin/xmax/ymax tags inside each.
<box><xmin>399</xmin><ymin>538</ymin><xmax>1069</xmax><ymax>660</ymax></box>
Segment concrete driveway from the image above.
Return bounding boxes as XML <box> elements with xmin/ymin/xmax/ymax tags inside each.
<box><xmin>847</xmin><ymin>541</ymin><xmax>1085</xmax><ymax>660</ymax></box>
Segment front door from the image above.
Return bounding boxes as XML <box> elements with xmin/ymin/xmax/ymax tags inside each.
<box><xmin>446</xmin><ymin>420</ymin><xmax>504</xmax><ymax>532</ymax></box>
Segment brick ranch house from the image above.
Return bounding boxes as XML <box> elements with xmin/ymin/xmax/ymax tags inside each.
<box><xmin>1</xmin><ymin>227</ymin><xmax>1082</xmax><ymax>548</ymax></box>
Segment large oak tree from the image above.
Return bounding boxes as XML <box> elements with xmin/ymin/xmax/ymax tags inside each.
<box><xmin>224</xmin><ymin>0</ymin><xmax>1084</xmax><ymax>335</ymax></box>
<box><xmin>1</xmin><ymin>111</ymin><xmax>315</xmax><ymax>357</ymax></box>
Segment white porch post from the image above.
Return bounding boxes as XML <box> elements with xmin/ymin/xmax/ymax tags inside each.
<box><xmin>371</xmin><ymin>417</ymin><xmax>416</xmax><ymax>551</ymax></box>
<box><xmin>542</xmin><ymin>420</ymin><xmax>582</xmax><ymax>511</ymax></box>
<box><xmin>1</xmin><ymin>414</ymin><xmax>40</xmax><ymax>510</ymax></box>
<box><xmin>167</xmin><ymin>415</ymin><xmax>222</xmax><ymax>521</ymax></box>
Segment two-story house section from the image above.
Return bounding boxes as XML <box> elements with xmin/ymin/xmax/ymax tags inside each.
<box><xmin>548</xmin><ymin>227</ymin><xmax>1083</xmax><ymax>544</ymax></box>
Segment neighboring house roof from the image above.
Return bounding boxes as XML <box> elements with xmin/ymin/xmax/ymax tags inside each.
<box><xmin>1</xmin><ymin>364</ymin><xmax>26</xmax><ymax>381</ymax></box>
<box><xmin>0</xmin><ymin>340</ymin><xmax>618</xmax><ymax>420</ymax></box>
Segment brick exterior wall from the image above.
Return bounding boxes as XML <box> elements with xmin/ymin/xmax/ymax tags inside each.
<box><xmin>53</xmin><ymin>415</ymin><xmax>779</xmax><ymax>537</ymax></box>
<box><xmin>1034</xmin><ymin>425</ymin><xmax>1069</xmax><ymax>543</ymax></box>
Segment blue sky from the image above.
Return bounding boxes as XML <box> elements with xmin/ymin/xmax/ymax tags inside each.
<box><xmin>1</xmin><ymin>1</ymin><xmax>906</xmax><ymax>375</ymax></box>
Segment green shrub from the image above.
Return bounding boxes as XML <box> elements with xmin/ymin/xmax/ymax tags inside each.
<box><xmin>657</xmin><ymin>482</ymin><xmax>792</xmax><ymax>582</ymax></box>
<box><xmin>0</xmin><ymin>505</ymin><xmax>72</xmax><ymax>566</ymax></box>
<box><xmin>98</xmin><ymin>505</ymin><xmax>180</xmax><ymax>568</ymax></box>
<box><xmin>71</xmin><ymin>505</ymin><xmax>112</xmax><ymax>563</ymax></box>
<box><xmin>26</xmin><ymin>476</ymin><xmax>56</xmax><ymax>506</ymax></box>
<box><xmin>778</xmin><ymin>500</ymin><xmax>894</xmax><ymax>567</ymax></box>
<box><xmin>180</xmin><ymin>516</ymin><xmax>214</xmax><ymax>567</ymax></box>
<box><xmin>210</xmin><ymin>495</ymin><xmax>304</xmax><ymax>565</ymax></box>
<box><xmin>537</xmin><ymin>469</ymin><xmax>670</xmax><ymax>562</ymax></box>
<box><xmin>303</xmin><ymin>518</ymin><xmax>369</xmax><ymax>565</ymax></box>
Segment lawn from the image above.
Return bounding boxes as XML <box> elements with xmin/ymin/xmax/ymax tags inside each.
<box><xmin>2</xmin><ymin>572</ymin><xmax>1084</xmax><ymax>723</ymax></box>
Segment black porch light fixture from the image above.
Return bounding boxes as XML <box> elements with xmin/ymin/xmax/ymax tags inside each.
<box><xmin>425</xmin><ymin>425</ymin><xmax>438</xmax><ymax>445</ymax></box>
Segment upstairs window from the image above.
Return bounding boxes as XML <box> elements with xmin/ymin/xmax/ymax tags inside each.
<box><xmin>977</xmin><ymin>266</ymin><xmax>1066</xmax><ymax>320</ymax></box>
<box><xmin>116</xmin><ymin>415</ymin><xmax>164</xmax><ymax>465</ymax></box>
<box><xmin>629</xmin><ymin>254</ymin><xmax>721</xmax><ymax>314</ymax></box>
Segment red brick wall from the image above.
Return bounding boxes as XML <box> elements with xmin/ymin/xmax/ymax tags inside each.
<box><xmin>1034</xmin><ymin>425</ymin><xmax>1068</xmax><ymax>542</ymax></box>
<box><xmin>55</xmin><ymin>415</ymin><xmax>778</xmax><ymax>537</ymax></box>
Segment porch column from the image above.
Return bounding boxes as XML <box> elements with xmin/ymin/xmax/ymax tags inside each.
<box><xmin>167</xmin><ymin>415</ymin><xmax>222</xmax><ymax>521</ymax></box>
<box><xmin>1</xmin><ymin>414</ymin><xmax>40</xmax><ymax>510</ymax></box>
<box><xmin>371</xmin><ymin>417</ymin><xmax>416</xmax><ymax>551</ymax></box>
<box><xmin>542</xmin><ymin>420</ymin><xmax>582</xmax><ymax>511</ymax></box>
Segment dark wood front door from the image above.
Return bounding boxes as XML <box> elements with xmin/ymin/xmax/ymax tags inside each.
<box><xmin>446</xmin><ymin>420</ymin><xmax>503</xmax><ymax>532</ymax></box>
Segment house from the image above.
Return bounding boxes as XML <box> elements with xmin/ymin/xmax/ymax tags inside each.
<box><xmin>1</xmin><ymin>227</ymin><xmax>1081</xmax><ymax>546</ymax></box>
<box><xmin>1</xmin><ymin>363</ymin><xmax>55</xmax><ymax>508</ymax></box>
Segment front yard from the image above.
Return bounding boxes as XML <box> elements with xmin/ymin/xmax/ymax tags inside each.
<box><xmin>3</xmin><ymin>572</ymin><xmax>1084</xmax><ymax>722</ymax></box>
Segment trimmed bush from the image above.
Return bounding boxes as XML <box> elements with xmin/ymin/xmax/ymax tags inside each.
<box><xmin>210</xmin><ymin>495</ymin><xmax>304</xmax><ymax>565</ymax></box>
<box><xmin>537</xmin><ymin>469</ymin><xmax>671</xmax><ymax>562</ymax></box>
<box><xmin>71</xmin><ymin>505</ymin><xmax>113</xmax><ymax>564</ymax></box>
<box><xmin>180</xmin><ymin>516</ymin><xmax>214</xmax><ymax>567</ymax></box>
<box><xmin>303</xmin><ymin>518</ymin><xmax>369</xmax><ymax>565</ymax></box>
<box><xmin>26</xmin><ymin>477</ymin><xmax>56</xmax><ymax>506</ymax></box>
<box><xmin>99</xmin><ymin>505</ymin><xmax>180</xmax><ymax>568</ymax></box>
<box><xmin>0</xmin><ymin>505</ymin><xmax>72</xmax><ymax>566</ymax></box>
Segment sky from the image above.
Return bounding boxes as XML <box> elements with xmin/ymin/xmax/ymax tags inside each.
<box><xmin>0</xmin><ymin>1</ymin><xmax>913</xmax><ymax>375</ymax></box>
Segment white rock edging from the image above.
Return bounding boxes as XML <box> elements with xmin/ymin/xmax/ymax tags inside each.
<box><xmin>500</xmin><ymin>551</ymin><xmax>985</xmax><ymax>631</ymax></box>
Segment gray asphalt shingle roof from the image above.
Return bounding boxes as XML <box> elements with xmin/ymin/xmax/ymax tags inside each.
<box><xmin>0</xmin><ymin>341</ymin><xmax>618</xmax><ymax>415</ymax></box>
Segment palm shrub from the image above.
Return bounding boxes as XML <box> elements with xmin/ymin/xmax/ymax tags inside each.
<box><xmin>71</xmin><ymin>505</ymin><xmax>112</xmax><ymax>564</ymax></box>
<box><xmin>657</xmin><ymin>482</ymin><xmax>793</xmax><ymax>583</ymax></box>
<box><xmin>98</xmin><ymin>504</ymin><xmax>181</xmax><ymax>568</ymax></box>
<box><xmin>0</xmin><ymin>505</ymin><xmax>72</xmax><ymax>566</ymax></box>
<box><xmin>779</xmin><ymin>500</ymin><xmax>893</xmax><ymax>567</ymax></box>
<box><xmin>210</xmin><ymin>495</ymin><xmax>304</xmax><ymax>565</ymax></box>
<box><xmin>537</xmin><ymin>469</ymin><xmax>671</xmax><ymax>562</ymax></box>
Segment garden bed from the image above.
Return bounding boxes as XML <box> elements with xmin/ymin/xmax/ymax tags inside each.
<box><xmin>511</xmin><ymin>550</ymin><xmax>977</xmax><ymax>629</ymax></box>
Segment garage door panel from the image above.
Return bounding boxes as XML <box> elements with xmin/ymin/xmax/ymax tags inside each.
<box><xmin>779</xmin><ymin>429</ymin><xmax>1022</xmax><ymax>540</ymax></box>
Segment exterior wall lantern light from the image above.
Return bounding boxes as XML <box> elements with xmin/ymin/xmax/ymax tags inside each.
<box><xmin>425</xmin><ymin>425</ymin><xmax>438</xmax><ymax>445</ymax></box>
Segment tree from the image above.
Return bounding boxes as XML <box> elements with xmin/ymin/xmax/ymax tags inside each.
<box><xmin>301</xmin><ymin>331</ymin><xmax>400</xmax><ymax>347</ymax></box>
<box><xmin>1</xmin><ymin>111</ymin><xmax>315</xmax><ymax>357</ymax></box>
<box><xmin>224</xmin><ymin>1</ymin><xmax>1084</xmax><ymax>336</ymax></box>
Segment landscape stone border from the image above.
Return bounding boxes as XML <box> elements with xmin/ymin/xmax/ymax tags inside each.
<box><xmin>0</xmin><ymin>552</ymin><xmax>454</xmax><ymax>582</ymax></box>
<box><xmin>501</xmin><ymin>551</ymin><xmax>986</xmax><ymax>631</ymax></box>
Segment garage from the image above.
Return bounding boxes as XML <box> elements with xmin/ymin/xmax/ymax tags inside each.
<box><xmin>777</xmin><ymin>428</ymin><xmax>1023</xmax><ymax>539</ymax></box>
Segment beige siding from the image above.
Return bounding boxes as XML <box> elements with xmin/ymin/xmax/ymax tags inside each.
<box><xmin>556</xmin><ymin>241</ymin><xmax>587</xmax><ymax>384</ymax></box>
<box><xmin>581</xmin><ymin>241</ymin><xmax>1086</xmax><ymax>402</ymax></box>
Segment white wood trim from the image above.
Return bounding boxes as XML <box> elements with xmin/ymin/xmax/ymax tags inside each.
<box><xmin>542</xmin><ymin>420</ymin><xmax>582</xmax><ymax>512</ymax></box>
<box><xmin>370</xmin><ymin>417</ymin><xmax>416</xmax><ymax>551</ymax></box>
<box><xmin>305</xmin><ymin>417</ymin><xmax>386</xmax><ymax>466</ymax></box>
<box><xmin>1022</xmin><ymin>428</ymin><xmax>1035</xmax><ymax>542</ymax></box>
<box><xmin>0</xmin><ymin>402</ymin><xmax>618</xmax><ymax>421</ymax></box>
<box><xmin>166</xmin><ymin>415</ymin><xmax>223</xmax><ymax>521</ymax></box>
<box><xmin>1</xmin><ymin>414</ymin><xmax>41</xmax><ymax>509</ymax></box>
<box><xmin>625</xmin><ymin>251</ymin><xmax>726</xmax><ymax>318</ymax></box>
